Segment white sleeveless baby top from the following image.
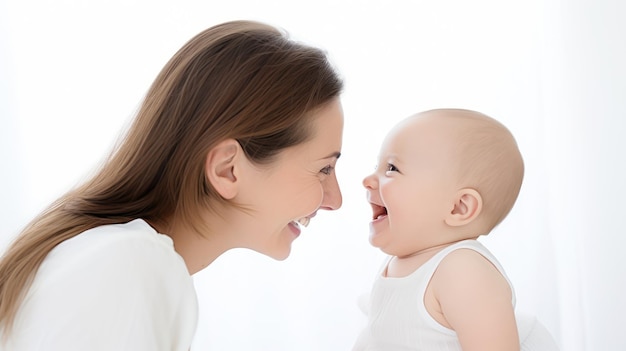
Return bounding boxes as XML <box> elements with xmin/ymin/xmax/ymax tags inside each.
<box><xmin>352</xmin><ymin>239</ymin><xmax>559</xmax><ymax>351</ymax></box>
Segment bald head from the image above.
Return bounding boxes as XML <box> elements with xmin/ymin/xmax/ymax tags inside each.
<box><xmin>403</xmin><ymin>109</ymin><xmax>524</xmax><ymax>230</ymax></box>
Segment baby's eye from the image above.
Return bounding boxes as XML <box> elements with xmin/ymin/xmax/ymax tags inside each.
<box><xmin>386</xmin><ymin>163</ymin><xmax>398</xmax><ymax>172</ymax></box>
<box><xmin>320</xmin><ymin>165</ymin><xmax>334</xmax><ymax>175</ymax></box>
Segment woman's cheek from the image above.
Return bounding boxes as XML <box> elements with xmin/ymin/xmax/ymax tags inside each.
<box><xmin>312</xmin><ymin>184</ymin><xmax>326</xmax><ymax>210</ymax></box>
<box><xmin>304</xmin><ymin>183</ymin><xmax>325</xmax><ymax>214</ymax></box>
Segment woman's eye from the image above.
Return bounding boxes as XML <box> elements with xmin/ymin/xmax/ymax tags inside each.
<box><xmin>386</xmin><ymin>163</ymin><xmax>398</xmax><ymax>172</ymax></box>
<box><xmin>320</xmin><ymin>165</ymin><xmax>334</xmax><ymax>175</ymax></box>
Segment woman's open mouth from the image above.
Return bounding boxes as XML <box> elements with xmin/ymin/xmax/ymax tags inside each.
<box><xmin>297</xmin><ymin>217</ymin><xmax>310</xmax><ymax>227</ymax></box>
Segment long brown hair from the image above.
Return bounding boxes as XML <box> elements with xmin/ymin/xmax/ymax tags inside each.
<box><xmin>0</xmin><ymin>20</ymin><xmax>343</xmax><ymax>333</ymax></box>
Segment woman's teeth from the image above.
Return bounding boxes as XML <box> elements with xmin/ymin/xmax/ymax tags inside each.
<box><xmin>297</xmin><ymin>217</ymin><xmax>310</xmax><ymax>227</ymax></box>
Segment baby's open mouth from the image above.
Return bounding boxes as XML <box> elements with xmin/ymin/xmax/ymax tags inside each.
<box><xmin>371</xmin><ymin>204</ymin><xmax>388</xmax><ymax>220</ymax></box>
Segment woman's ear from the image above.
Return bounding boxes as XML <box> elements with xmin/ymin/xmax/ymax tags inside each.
<box><xmin>445</xmin><ymin>188</ymin><xmax>483</xmax><ymax>226</ymax></box>
<box><xmin>205</xmin><ymin>139</ymin><xmax>241</xmax><ymax>200</ymax></box>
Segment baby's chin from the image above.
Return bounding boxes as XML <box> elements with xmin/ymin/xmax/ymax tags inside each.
<box><xmin>368</xmin><ymin>231</ymin><xmax>390</xmax><ymax>253</ymax></box>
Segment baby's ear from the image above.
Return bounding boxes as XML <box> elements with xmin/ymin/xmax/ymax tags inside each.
<box><xmin>205</xmin><ymin>139</ymin><xmax>241</xmax><ymax>200</ymax></box>
<box><xmin>445</xmin><ymin>188</ymin><xmax>483</xmax><ymax>226</ymax></box>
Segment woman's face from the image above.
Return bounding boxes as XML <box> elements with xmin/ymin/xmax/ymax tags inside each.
<box><xmin>238</xmin><ymin>98</ymin><xmax>344</xmax><ymax>260</ymax></box>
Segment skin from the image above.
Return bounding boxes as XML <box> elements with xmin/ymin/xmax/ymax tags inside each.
<box><xmin>362</xmin><ymin>109</ymin><xmax>520</xmax><ymax>351</ymax></box>
<box><xmin>161</xmin><ymin>98</ymin><xmax>344</xmax><ymax>274</ymax></box>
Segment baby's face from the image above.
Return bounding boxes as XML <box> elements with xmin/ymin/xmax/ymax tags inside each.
<box><xmin>362</xmin><ymin>115</ymin><xmax>460</xmax><ymax>256</ymax></box>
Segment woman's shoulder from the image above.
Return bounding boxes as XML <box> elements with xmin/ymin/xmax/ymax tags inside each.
<box><xmin>53</xmin><ymin>219</ymin><xmax>175</xmax><ymax>259</ymax></box>
<box><xmin>11</xmin><ymin>220</ymin><xmax>198</xmax><ymax>350</ymax></box>
<box><xmin>36</xmin><ymin>219</ymin><xmax>189</xmax><ymax>289</ymax></box>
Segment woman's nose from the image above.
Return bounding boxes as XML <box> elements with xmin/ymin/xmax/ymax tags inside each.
<box><xmin>320</xmin><ymin>175</ymin><xmax>342</xmax><ymax>210</ymax></box>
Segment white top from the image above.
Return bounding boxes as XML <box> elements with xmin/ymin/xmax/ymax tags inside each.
<box><xmin>353</xmin><ymin>240</ymin><xmax>559</xmax><ymax>351</ymax></box>
<box><xmin>1</xmin><ymin>219</ymin><xmax>198</xmax><ymax>351</ymax></box>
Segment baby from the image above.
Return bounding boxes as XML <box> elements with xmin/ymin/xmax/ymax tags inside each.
<box><xmin>353</xmin><ymin>109</ymin><xmax>559</xmax><ymax>350</ymax></box>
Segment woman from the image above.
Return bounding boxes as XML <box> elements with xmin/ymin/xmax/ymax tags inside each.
<box><xmin>0</xmin><ymin>20</ymin><xmax>344</xmax><ymax>350</ymax></box>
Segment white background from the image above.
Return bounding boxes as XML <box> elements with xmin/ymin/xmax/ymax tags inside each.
<box><xmin>1</xmin><ymin>0</ymin><xmax>625</xmax><ymax>350</ymax></box>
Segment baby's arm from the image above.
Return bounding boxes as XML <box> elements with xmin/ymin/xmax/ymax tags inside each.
<box><xmin>429</xmin><ymin>248</ymin><xmax>520</xmax><ymax>351</ymax></box>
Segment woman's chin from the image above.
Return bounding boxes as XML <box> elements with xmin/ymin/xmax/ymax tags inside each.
<box><xmin>267</xmin><ymin>247</ymin><xmax>291</xmax><ymax>261</ymax></box>
<box><xmin>265</xmin><ymin>236</ymin><xmax>294</xmax><ymax>261</ymax></box>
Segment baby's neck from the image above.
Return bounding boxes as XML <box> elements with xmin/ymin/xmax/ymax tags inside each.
<box><xmin>397</xmin><ymin>242</ymin><xmax>454</xmax><ymax>260</ymax></box>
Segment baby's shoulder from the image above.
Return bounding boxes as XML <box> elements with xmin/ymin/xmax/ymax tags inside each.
<box><xmin>432</xmin><ymin>240</ymin><xmax>503</xmax><ymax>276</ymax></box>
<box><xmin>437</xmin><ymin>247</ymin><xmax>496</xmax><ymax>273</ymax></box>
<box><xmin>432</xmin><ymin>246</ymin><xmax>511</xmax><ymax>296</ymax></box>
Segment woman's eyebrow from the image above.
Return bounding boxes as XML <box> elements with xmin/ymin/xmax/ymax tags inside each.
<box><xmin>319</xmin><ymin>151</ymin><xmax>341</xmax><ymax>160</ymax></box>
